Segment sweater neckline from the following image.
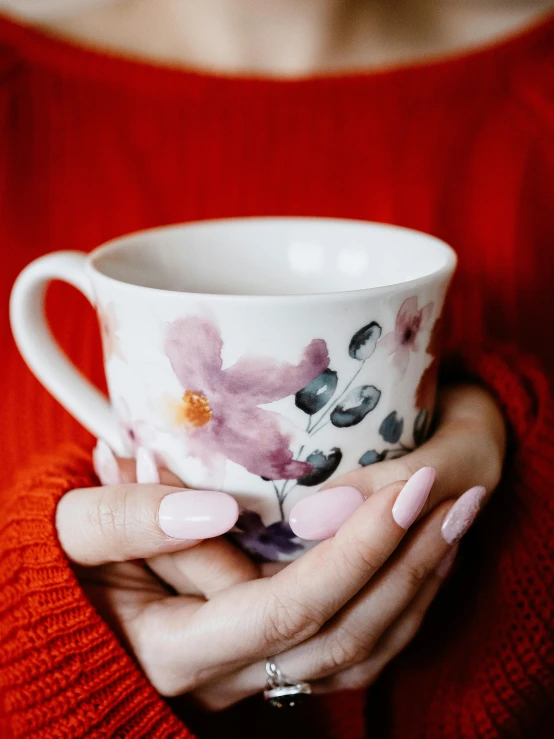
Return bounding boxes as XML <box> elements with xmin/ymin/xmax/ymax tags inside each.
<box><xmin>1</xmin><ymin>10</ymin><xmax>553</xmax><ymax>94</ymax></box>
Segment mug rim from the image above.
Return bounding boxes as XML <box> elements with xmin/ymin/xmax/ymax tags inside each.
<box><xmin>86</xmin><ymin>216</ymin><xmax>457</xmax><ymax>302</ymax></box>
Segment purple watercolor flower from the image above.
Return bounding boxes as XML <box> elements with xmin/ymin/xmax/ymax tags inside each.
<box><xmin>380</xmin><ymin>297</ymin><xmax>434</xmax><ymax>376</ymax></box>
<box><xmin>232</xmin><ymin>511</ymin><xmax>304</xmax><ymax>561</ymax></box>
<box><xmin>164</xmin><ymin>316</ymin><xmax>329</xmax><ymax>480</ymax></box>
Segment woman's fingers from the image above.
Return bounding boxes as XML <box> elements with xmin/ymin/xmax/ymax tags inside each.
<box><xmin>311</xmin><ymin>549</ymin><xmax>456</xmax><ymax>694</ymax></box>
<box><xmin>147</xmin><ymin>537</ymin><xmax>260</xmax><ymax>597</ymax></box>
<box><xmin>374</xmin><ymin>385</ymin><xmax>504</xmax><ymax>506</ymax></box>
<box><xmin>123</xmin><ymin>444</ymin><xmax>259</xmax><ymax>596</ymax></box>
<box><xmin>290</xmin><ymin>384</ymin><xmax>504</xmax><ymax>540</ymax></box>
<box><xmin>129</xmin><ymin>477</ymin><xmax>432</xmax><ymax>696</ymax></box>
<box><xmin>91</xmin><ymin>440</ymin><xmax>257</xmax><ymax>595</ymax></box>
<box><xmin>277</xmin><ymin>497</ymin><xmax>463</xmax><ymax>682</ymax></box>
<box><xmin>128</xmin><ymin>477</ymin><xmax>483</xmax><ymax>699</ymax></box>
<box><xmin>191</xmin><ymin>511</ymin><xmax>463</xmax><ymax>711</ymax></box>
<box><xmin>194</xmin><ymin>563</ymin><xmax>449</xmax><ymax>709</ymax></box>
<box><xmin>56</xmin><ymin>482</ymin><xmax>239</xmax><ymax>566</ymax></box>
<box><xmin>93</xmin><ymin>439</ymin><xmax>183</xmax><ymax>486</ymax></box>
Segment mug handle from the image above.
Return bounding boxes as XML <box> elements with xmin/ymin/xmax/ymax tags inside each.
<box><xmin>9</xmin><ymin>251</ymin><xmax>124</xmax><ymax>455</ymax></box>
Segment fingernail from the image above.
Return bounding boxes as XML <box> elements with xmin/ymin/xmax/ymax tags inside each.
<box><xmin>289</xmin><ymin>486</ymin><xmax>365</xmax><ymax>540</ymax></box>
<box><xmin>158</xmin><ymin>490</ymin><xmax>239</xmax><ymax>539</ymax></box>
<box><xmin>435</xmin><ymin>544</ymin><xmax>458</xmax><ymax>579</ymax></box>
<box><xmin>92</xmin><ymin>439</ymin><xmax>120</xmax><ymax>485</ymax></box>
<box><xmin>136</xmin><ymin>446</ymin><xmax>160</xmax><ymax>484</ymax></box>
<box><xmin>392</xmin><ymin>467</ymin><xmax>436</xmax><ymax>529</ymax></box>
<box><xmin>441</xmin><ymin>486</ymin><xmax>486</xmax><ymax>545</ymax></box>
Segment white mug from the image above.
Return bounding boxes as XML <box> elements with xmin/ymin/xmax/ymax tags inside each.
<box><xmin>10</xmin><ymin>218</ymin><xmax>456</xmax><ymax>561</ymax></box>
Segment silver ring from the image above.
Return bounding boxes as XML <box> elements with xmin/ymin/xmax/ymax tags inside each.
<box><xmin>264</xmin><ymin>659</ymin><xmax>312</xmax><ymax>708</ymax></box>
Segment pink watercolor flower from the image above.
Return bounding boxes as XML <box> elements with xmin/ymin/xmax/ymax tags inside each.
<box><xmin>98</xmin><ymin>302</ymin><xmax>124</xmax><ymax>361</ymax></box>
<box><xmin>380</xmin><ymin>296</ymin><xmax>434</xmax><ymax>376</ymax></box>
<box><xmin>164</xmin><ymin>316</ymin><xmax>329</xmax><ymax>480</ymax></box>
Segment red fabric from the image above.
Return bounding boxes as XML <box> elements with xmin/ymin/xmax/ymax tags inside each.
<box><xmin>0</xmin><ymin>12</ymin><xmax>553</xmax><ymax>738</ymax></box>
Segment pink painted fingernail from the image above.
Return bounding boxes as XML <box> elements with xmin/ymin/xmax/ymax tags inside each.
<box><xmin>158</xmin><ymin>490</ymin><xmax>239</xmax><ymax>539</ymax></box>
<box><xmin>289</xmin><ymin>486</ymin><xmax>365</xmax><ymax>540</ymax></box>
<box><xmin>441</xmin><ymin>486</ymin><xmax>486</xmax><ymax>544</ymax></box>
<box><xmin>136</xmin><ymin>446</ymin><xmax>160</xmax><ymax>484</ymax></box>
<box><xmin>392</xmin><ymin>467</ymin><xmax>436</xmax><ymax>529</ymax></box>
<box><xmin>435</xmin><ymin>544</ymin><xmax>458</xmax><ymax>579</ymax></box>
<box><xmin>92</xmin><ymin>439</ymin><xmax>120</xmax><ymax>485</ymax></box>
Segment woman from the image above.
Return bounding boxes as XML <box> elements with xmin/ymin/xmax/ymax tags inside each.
<box><xmin>0</xmin><ymin>1</ymin><xmax>553</xmax><ymax>737</ymax></box>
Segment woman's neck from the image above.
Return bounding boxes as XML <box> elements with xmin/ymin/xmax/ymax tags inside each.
<box><xmin>7</xmin><ymin>0</ymin><xmax>554</xmax><ymax>75</ymax></box>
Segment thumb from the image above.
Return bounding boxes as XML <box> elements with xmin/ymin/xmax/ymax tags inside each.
<box><xmin>56</xmin><ymin>481</ymin><xmax>239</xmax><ymax>567</ymax></box>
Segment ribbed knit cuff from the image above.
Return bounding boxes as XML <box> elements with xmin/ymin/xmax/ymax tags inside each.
<box><xmin>0</xmin><ymin>446</ymin><xmax>191</xmax><ymax>739</ymax></box>
<box><xmin>383</xmin><ymin>344</ymin><xmax>554</xmax><ymax>739</ymax></box>
<box><xmin>441</xmin><ymin>341</ymin><xmax>554</xmax><ymax>520</ymax></box>
<box><xmin>425</xmin><ymin>343</ymin><xmax>554</xmax><ymax>736</ymax></box>
<box><xmin>441</xmin><ymin>341</ymin><xmax>551</xmax><ymax>451</ymax></box>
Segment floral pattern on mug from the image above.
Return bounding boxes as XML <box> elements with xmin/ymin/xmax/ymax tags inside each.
<box><xmin>415</xmin><ymin>314</ymin><xmax>443</xmax><ymax>411</ymax></box>
<box><xmin>357</xmin><ymin>312</ymin><xmax>443</xmax><ymax>468</ymax></box>
<box><xmin>98</xmin><ymin>302</ymin><xmax>124</xmax><ymax>362</ymax></box>
<box><xmin>114</xmin><ymin>397</ymin><xmax>156</xmax><ymax>454</ymax></box>
<box><xmin>164</xmin><ymin>315</ymin><xmax>329</xmax><ymax>481</ymax></box>
<box><xmin>266</xmin><ymin>320</ymin><xmax>384</xmax><ymax>521</ymax></box>
<box><xmin>231</xmin><ymin>510</ymin><xmax>304</xmax><ymax>562</ymax></box>
<box><xmin>151</xmin><ymin>301</ymin><xmax>438</xmax><ymax>555</ymax></box>
<box><xmin>357</xmin><ymin>407</ymin><xmax>430</xmax><ymax>467</ymax></box>
<box><xmin>380</xmin><ymin>296</ymin><xmax>434</xmax><ymax>376</ymax></box>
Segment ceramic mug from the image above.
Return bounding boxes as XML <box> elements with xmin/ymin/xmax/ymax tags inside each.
<box><xmin>10</xmin><ymin>217</ymin><xmax>456</xmax><ymax>561</ymax></box>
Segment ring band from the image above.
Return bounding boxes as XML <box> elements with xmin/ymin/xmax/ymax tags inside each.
<box><xmin>264</xmin><ymin>659</ymin><xmax>312</xmax><ymax>708</ymax></box>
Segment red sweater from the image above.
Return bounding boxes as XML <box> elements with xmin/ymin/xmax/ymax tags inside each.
<box><xmin>1</xmin><ymin>13</ymin><xmax>553</xmax><ymax>739</ymax></box>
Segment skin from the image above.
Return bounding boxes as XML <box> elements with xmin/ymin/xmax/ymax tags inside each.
<box><xmin>2</xmin><ymin>1</ymin><xmax>554</xmax><ymax>75</ymax></box>
<box><xmin>5</xmin><ymin>0</ymin><xmax>541</xmax><ymax>711</ymax></box>
<box><xmin>57</xmin><ymin>385</ymin><xmax>506</xmax><ymax>709</ymax></box>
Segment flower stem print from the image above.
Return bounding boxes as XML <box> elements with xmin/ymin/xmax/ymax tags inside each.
<box><xmin>358</xmin><ymin>409</ymin><xmax>430</xmax><ymax>466</ymax></box>
<box><xmin>272</xmin><ymin>480</ymin><xmax>287</xmax><ymax>521</ymax></box>
<box><xmin>277</xmin><ymin>319</ymin><xmax>383</xmax><ymax>513</ymax></box>
<box><xmin>297</xmin><ymin>321</ymin><xmax>383</xmax><ymax>437</ymax></box>
<box><xmin>357</xmin><ymin>301</ymin><xmax>439</xmax><ymax>470</ymax></box>
<box><xmin>329</xmin><ymin>385</ymin><xmax>381</xmax><ymax>428</ymax></box>
<box><xmin>307</xmin><ymin>363</ymin><xmax>365</xmax><ymax>435</ymax></box>
<box><xmin>296</xmin><ymin>369</ymin><xmax>338</xmax><ymax>431</ymax></box>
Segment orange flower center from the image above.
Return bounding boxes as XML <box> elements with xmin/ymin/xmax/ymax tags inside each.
<box><xmin>176</xmin><ymin>390</ymin><xmax>213</xmax><ymax>428</ymax></box>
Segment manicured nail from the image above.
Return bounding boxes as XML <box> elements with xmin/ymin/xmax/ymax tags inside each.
<box><xmin>289</xmin><ymin>486</ymin><xmax>365</xmax><ymax>540</ymax></box>
<box><xmin>441</xmin><ymin>486</ymin><xmax>486</xmax><ymax>544</ymax></box>
<box><xmin>435</xmin><ymin>544</ymin><xmax>458</xmax><ymax>579</ymax></box>
<box><xmin>136</xmin><ymin>446</ymin><xmax>160</xmax><ymax>484</ymax></box>
<box><xmin>92</xmin><ymin>439</ymin><xmax>120</xmax><ymax>485</ymax></box>
<box><xmin>392</xmin><ymin>467</ymin><xmax>436</xmax><ymax>529</ymax></box>
<box><xmin>158</xmin><ymin>490</ymin><xmax>239</xmax><ymax>539</ymax></box>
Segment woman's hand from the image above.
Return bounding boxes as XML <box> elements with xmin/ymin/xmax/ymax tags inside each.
<box><xmin>289</xmin><ymin>384</ymin><xmax>506</xmax><ymax>540</ymax></box>
<box><xmin>188</xmin><ymin>385</ymin><xmax>506</xmax><ymax>707</ymax></box>
<box><xmin>59</xmin><ymin>382</ymin><xmax>505</xmax><ymax>710</ymax></box>
<box><xmin>57</xmin><ymin>460</ymin><xmax>482</xmax><ymax>710</ymax></box>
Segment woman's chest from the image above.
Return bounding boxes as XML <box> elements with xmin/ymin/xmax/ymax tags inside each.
<box><xmin>2</xmin><ymin>75</ymin><xmax>554</xmax><ymax>364</ymax></box>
